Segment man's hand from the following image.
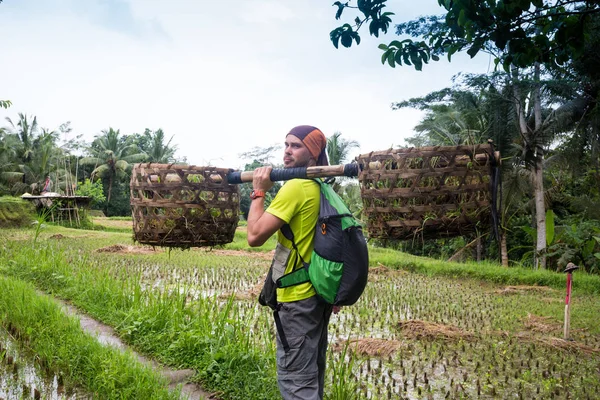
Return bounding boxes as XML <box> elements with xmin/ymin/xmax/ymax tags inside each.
<box><xmin>252</xmin><ymin>166</ymin><xmax>274</xmax><ymax>192</ymax></box>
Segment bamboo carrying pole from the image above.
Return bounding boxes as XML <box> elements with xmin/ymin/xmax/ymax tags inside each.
<box><xmin>148</xmin><ymin>150</ymin><xmax>501</xmax><ymax>185</ymax></box>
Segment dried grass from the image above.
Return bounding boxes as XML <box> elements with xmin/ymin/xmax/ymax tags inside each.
<box><xmin>332</xmin><ymin>338</ymin><xmax>406</xmax><ymax>357</ymax></box>
<box><xmin>397</xmin><ymin>320</ymin><xmax>474</xmax><ymax>341</ymax></box>
<box><xmin>536</xmin><ymin>337</ymin><xmax>599</xmax><ymax>356</ymax></box>
<box><xmin>523</xmin><ymin>313</ymin><xmax>561</xmax><ymax>334</ymax></box>
<box><xmin>501</xmin><ymin>331</ymin><xmax>600</xmax><ymax>356</ymax></box>
<box><xmin>495</xmin><ymin>285</ymin><xmax>555</xmax><ymax>295</ymax></box>
<box><xmin>95</xmin><ymin>244</ymin><xmax>161</xmax><ymax>254</ymax></box>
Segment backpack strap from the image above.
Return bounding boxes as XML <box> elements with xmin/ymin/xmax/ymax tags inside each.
<box><xmin>276</xmin><ymin>179</ymin><xmax>323</xmax><ymax>289</ymax></box>
<box><xmin>277</xmin><ymin>224</ymin><xmax>310</xmax><ymax>288</ymax></box>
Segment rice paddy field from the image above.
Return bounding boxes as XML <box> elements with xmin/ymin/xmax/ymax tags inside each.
<box><xmin>0</xmin><ymin>219</ymin><xmax>599</xmax><ymax>399</ymax></box>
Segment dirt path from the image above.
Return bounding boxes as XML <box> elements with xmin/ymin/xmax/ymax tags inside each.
<box><xmin>48</xmin><ymin>294</ymin><xmax>215</xmax><ymax>400</ymax></box>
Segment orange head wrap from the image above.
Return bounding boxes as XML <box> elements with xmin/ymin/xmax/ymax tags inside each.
<box><xmin>287</xmin><ymin>125</ymin><xmax>329</xmax><ymax>166</ymax></box>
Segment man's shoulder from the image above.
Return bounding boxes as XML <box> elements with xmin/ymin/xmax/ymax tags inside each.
<box><xmin>281</xmin><ymin>178</ymin><xmax>320</xmax><ymax>191</ymax></box>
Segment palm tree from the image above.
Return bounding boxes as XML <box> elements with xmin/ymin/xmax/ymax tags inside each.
<box><xmin>0</xmin><ymin>129</ymin><xmax>22</xmax><ymax>194</ymax></box>
<box><xmin>144</xmin><ymin>128</ymin><xmax>178</xmax><ymax>163</ymax></box>
<box><xmin>80</xmin><ymin>128</ymin><xmax>146</xmax><ymax>212</ymax></box>
<box><xmin>4</xmin><ymin>113</ymin><xmax>39</xmax><ymax>163</ymax></box>
<box><xmin>327</xmin><ymin>131</ymin><xmax>360</xmax><ymax>165</ymax></box>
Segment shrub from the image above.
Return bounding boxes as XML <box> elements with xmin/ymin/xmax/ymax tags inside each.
<box><xmin>0</xmin><ymin>196</ymin><xmax>34</xmax><ymax>228</ymax></box>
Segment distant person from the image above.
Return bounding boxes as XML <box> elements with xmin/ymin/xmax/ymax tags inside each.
<box><xmin>41</xmin><ymin>175</ymin><xmax>53</xmax><ymax>194</ymax></box>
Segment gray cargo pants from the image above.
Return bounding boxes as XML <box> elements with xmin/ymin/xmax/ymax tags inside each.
<box><xmin>275</xmin><ymin>296</ymin><xmax>333</xmax><ymax>400</ymax></box>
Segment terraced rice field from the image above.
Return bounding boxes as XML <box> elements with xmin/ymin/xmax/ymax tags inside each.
<box><xmin>1</xmin><ymin>225</ymin><xmax>599</xmax><ymax>399</ymax></box>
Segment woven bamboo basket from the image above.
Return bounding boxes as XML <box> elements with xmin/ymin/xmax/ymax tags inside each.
<box><xmin>130</xmin><ymin>163</ymin><xmax>240</xmax><ymax>248</ymax></box>
<box><xmin>356</xmin><ymin>143</ymin><xmax>499</xmax><ymax>241</ymax></box>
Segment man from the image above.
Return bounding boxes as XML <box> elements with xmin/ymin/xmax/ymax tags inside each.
<box><xmin>247</xmin><ymin>125</ymin><xmax>333</xmax><ymax>399</ymax></box>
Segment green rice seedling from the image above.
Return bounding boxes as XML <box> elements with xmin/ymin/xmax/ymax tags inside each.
<box><xmin>325</xmin><ymin>340</ymin><xmax>365</xmax><ymax>400</ymax></box>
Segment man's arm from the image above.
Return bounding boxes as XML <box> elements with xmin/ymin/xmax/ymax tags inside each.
<box><xmin>247</xmin><ymin>166</ymin><xmax>285</xmax><ymax>247</ymax></box>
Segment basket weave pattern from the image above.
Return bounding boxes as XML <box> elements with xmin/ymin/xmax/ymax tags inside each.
<box><xmin>357</xmin><ymin>144</ymin><xmax>496</xmax><ymax>240</ymax></box>
<box><xmin>130</xmin><ymin>164</ymin><xmax>240</xmax><ymax>248</ymax></box>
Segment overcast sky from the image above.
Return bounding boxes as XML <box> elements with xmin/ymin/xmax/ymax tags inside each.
<box><xmin>0</xmin><ymin>0</ymin><xmax>492</xmax><ymax>170</ymax></box>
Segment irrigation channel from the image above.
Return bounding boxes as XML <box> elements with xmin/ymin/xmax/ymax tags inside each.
<box><xmin>1</xmin><ymin>225</ymin><xmax>599</xmax><ymax>399</ymax></box>
<box><xmin>0</xmin><ymin>292</ymin><xmax>212</xmax><ymax>400</ymax></box>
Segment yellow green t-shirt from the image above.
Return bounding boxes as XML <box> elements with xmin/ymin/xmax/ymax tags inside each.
<box><xmin>266</xmin><ymin>178</ymin><xmax>320</xmax><ymax>302</ymax></box>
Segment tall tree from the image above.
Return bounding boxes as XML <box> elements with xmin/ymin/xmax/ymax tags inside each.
<box><xmin>4</xmin><ymin>113</ymin><xmax>39</xmax><ymax>163</ymax></box>
<box><xmin>134</xmin><ymin>128</ymin><xmax>178</xmax><ymax>163</ymax></box>
<box><xmin>0</xmin><ymin>128</ymin><xmax>21</xmax><ymax>194</ymax></box>
<box><xmin>80</xmin><ymin>128</ymin><xmax>146</xmax><ymax>214</ymax></box>
<box><xmin>327</xmin><ymin>131</ymin><xmax>360</xmax><ymax>165</ymax></box>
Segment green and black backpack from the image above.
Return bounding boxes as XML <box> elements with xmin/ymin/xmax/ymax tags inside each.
<box><xmin>271</xmin><ymin>178</ymin><xmax>369</xmax><ymax>306</ymax></box>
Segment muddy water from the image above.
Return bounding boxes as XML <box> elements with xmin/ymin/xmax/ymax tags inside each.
<box><xmin>0</xmin><ymin>329</ymin><xmax>84</xmax><ymax>400</ymax></box>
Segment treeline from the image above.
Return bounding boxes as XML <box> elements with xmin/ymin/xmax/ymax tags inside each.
<box><xmin>0</xmin><ymin>120</ymin><xmax>180</xmax><ymax>216</ymax></box>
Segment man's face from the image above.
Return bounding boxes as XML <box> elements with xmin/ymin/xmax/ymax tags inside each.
<box><xmin>283</xmin><ymin>135</ymin><xmax>315</xmax><ymax>168</ymax></box>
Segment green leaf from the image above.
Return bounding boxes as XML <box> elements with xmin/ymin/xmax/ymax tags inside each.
<box><xmin>330</xmin><ymin>29</ymin><xmax>341</xmax><ymax>49</ymax></box>
<box><xmin>340</xmin><ymin>29</ymin><xmax>354</xmax><ymax>48</ymax></box>
<box><xmin>378</xmin><ymin>43</ymin><xmax>389</xmax><ymax>50</ymax></box>
<box><xmin>467</xmin><ymin>43</ymin><xmax>480</xmax><ymax>58</ymax></box>
<box><xmin>521</xmin><ymin>226</ymin><xmax>536</xmax><ymax>240</ymax></box>
<box><xmin>546</xmin><ymin>209</ymin><xmax>555</xmax><ymax>246</ymax></box>
<box><xmin>402</xmin><ymin>51</ymin><xmax>412</xmax><ymax>66</ymax></box>
<box><xmin>389</xmin><ymin>40</ymin><xmax>402</xmax><ymax>48</ymax></box>
<box><xmin>334</xmin><ymin>2</ymin><xmax>344</xmax><ymax>20</ymax></box>
<box><xmin>394</xmin><ymin>50</ymin><xmax>403</xmax><ymax>65</ymax></box>
<box><xmin>413</xmin><ymin>57</ymin><xmax>423</xmax><ymax>71</ymax></box>
<box><xmin>583</xmin><ymin>239</ymin><xmax>595</xmax><ymax>258</ymax></box>
<box><xmin>369</xmin><ymin>19</ymin><xmax>380</xmax><ymax>37</ymax></box>
<box><xmin>381</xmin><ymin>49</ymin><xmax>390</xmax><ymax>65</ymax></box>
<box><xmin>594</xmin><ymin>252</ymin><xmax>600</xmax><ymax>260</ymax></box>
<box><xmin>387</xmin><ymin>51</ymin><xmax>396</xmax><ymax>68</ymax></box>
<box><xmin>431</xmin><ymin>54</ymin><xmax>440</xmax><ymax>61</ymax></box>
<box><xmin>458</xmin><ymin>9</ymin><xmax>467</xmax><ymax>26</ymax></box>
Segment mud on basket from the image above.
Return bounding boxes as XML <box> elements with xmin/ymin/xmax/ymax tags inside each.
<box><xmin>130</xmin><ymin>163</ymin><xmax>240</xmax><ymax>248</ymax></box>
<box><xmin>356</xmin><ymin>143</ymin><xmax>499</xmax><ymax>241</ymax></box>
